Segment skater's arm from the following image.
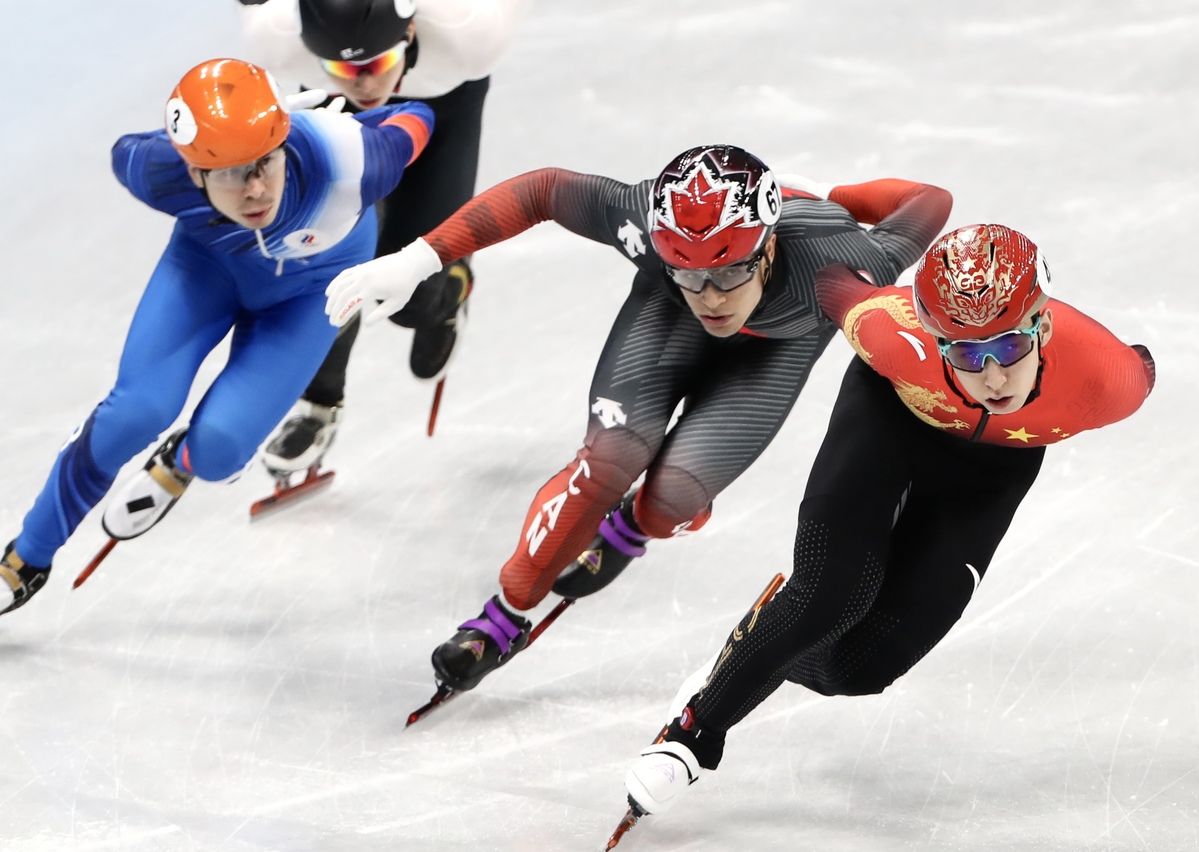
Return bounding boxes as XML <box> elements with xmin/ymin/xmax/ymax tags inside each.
<box><xmin>354</xmin><ymin>101</ymin><xmax>436</xmax><ymax>203</ymax></box>
<box><xmin>111</xmin><ymin>130</ymin><xmax>197</xmax><ymax>215</ymax></box>
<box><xmin>1053</xmin><ymin>303</ymin><xmax>1156</xmax><ymax>429</ymax></box>
<box><xmin>841</xmin><ymin>179</ymin><xmax>953</xmax><ymax>279</ymax></box>
<box><xmin>323</xmin><ymin>167</ymin><xmax>635</xmax><ymax>326</ymax></box>
<box><xmin>815</xmin><ymin>266</ymin><xmax>924</xmax><ymax>374</ymax></box>
<box><xmin>423</xmin><ymin>168</ymin><xmax>634</xmax><ymax>264</ymax></box>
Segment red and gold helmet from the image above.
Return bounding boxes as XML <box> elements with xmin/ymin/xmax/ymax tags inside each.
<box><xmin>913</xmin><ymin>224</ymin><xmax>1051</xmax><ymax>340</ymax></box>
<box><xmin>165</xmin><ymin>58</ymin><xmax>290</xmax><ymax>169</ymax></box>
<box><xmin>649</xmin><ymin>145</ymin><xmax>782</xmax><ymax>269</ymax></box>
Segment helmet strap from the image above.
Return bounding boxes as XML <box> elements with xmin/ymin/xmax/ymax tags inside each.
<box><xmin>405</xmin><ymin>33</ymin><xmax>420</xmax><ymax>73</ymax></box>
<box><xmin>389</xmin><ymin>34</ymin><xmax>419</xmax><ymax>96</ymax></box>
<box><xmin>759</xmin><ymin>246</ymin><xmax>775</xmax><ymax>289</ymax></box>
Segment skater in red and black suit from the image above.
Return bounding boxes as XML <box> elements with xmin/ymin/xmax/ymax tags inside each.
<box><xmin>323</xmin><ymin>145</ymin><xmax>952</xmax><ymax>692</ymax></box>
<box><xmin>619</xmin><ymin>224</ymin><xmax>1156</xmax><ymax>824</ymax></box>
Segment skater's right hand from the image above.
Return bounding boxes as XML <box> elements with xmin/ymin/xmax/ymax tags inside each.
<box><xmin>324</xmin><ymin>237</ymin><xmax>445</xmax><ymax>326</ymax></box>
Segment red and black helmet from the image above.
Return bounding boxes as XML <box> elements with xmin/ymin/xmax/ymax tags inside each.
<box><xmin>914</xmin><ymin>224</ymin><xmax>1052</xmax><ymax>340</ymax></box>
<box><xmin>649</xmin><ymin>144</ymin><xmax>782</xmax><ymax>269</ymax></box>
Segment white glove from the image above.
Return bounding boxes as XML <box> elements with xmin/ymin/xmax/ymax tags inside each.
<box><xmin>776</xmin><ymin>172</ymin><xmax>835</xmax><ymax>200</ymax></box>
<box><xmin>325</xmin><ymin>238</ymin><xmax>445</xmax><ymax>327</ymax></box>
<box><xmin>316</xmin><ymin>96</ymin><xmax>346</xmax><ymax>115</ymax></box>
<box><xmin>284</xmin><ymin>89</ymin><xmax>328</xmax><ymax>111</ymax></box>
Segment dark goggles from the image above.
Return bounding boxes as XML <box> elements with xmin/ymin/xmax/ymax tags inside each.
<box><xmin>665</xmin><ymin>253</ymin><xmax>763</xmax><ymax>293</ymax></box>
<box><xmin>937</xmin><ymin>315</ymin><xmax>1042</xmax><ymax>372</ymax></box>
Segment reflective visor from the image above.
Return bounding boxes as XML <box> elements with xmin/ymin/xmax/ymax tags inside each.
<box><xmin>938</xmin><ymin>317</ymin><xmax>1042</xmax><ymax>372</ymax></box>
<box><xmin>665</xmin><ymin>254</ymin><xmax>762</xmax><ymax>293</ymax></box>
<box><xmin>320</xmin><ymin>45</ymin><xmax>406</xmax><ymax>80</ymax></box>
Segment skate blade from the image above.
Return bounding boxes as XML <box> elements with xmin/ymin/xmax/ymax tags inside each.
<box><xmin>249</xmin><ymin>469</ymin><xmax>336</xmax><ymax>520</ymax></box>
<box><xmin>426</xmin><ymin>377</ymin><xmax>446</xmax><ymax>437</ymax></box>
<box><xmin>527</xmin><ymin>597</ymin><xmax>575</xmax><ymax>646</ymax></box>
<box><xmin>604</xmin><ymin>802</ymin><xmax>643</xmax><ymax>849</ymax></box>
<box><xmin>72</xmin><ymin>538</ymin><xmax>119</xmax><ymax>589</ymax></box>
<box><xmin>405</xmin><ymin>683</ymin><xmax>459</xmax><ymax>728</ymax></box>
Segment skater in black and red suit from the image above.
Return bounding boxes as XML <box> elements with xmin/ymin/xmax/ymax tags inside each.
<box><xmin>617</xmin><ymin>224</ymin><xmax>1156</xmax><ymax>828</ymax></box>
<box><xmin>323</xmin><ymin>145</ymin><xmax>953</xmax><ymax>693</ymax></box>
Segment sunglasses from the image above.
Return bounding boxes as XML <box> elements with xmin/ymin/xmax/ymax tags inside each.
<box><xmin>320</xmin><ymin>44</ymin><xmax>407</xmax><ymax>80</ymax></box>
<box><xmin>665</xmin><ymin>253</ymin><xmax>763</xmax><ymax>294</ymax></box>
<box><xmin>938</xmin><ymin>315</ymin><xmax>1042</xmax><ymax>372</ymax></box>
<box><xmin>203</xmin><ymin>147</ymin><xmax>285</xmax><ymax>189</ymax></box>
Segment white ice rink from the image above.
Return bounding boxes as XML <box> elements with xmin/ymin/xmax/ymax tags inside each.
<box><xmin>1</xmin><ymin>2</ymin><xmax>1196</xmax><ymax>850</ymax></box>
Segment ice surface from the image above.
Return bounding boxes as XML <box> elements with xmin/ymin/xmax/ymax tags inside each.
<box><xmin>1</xmin><ymin>2</ymin><xmax>1196</xmax><ymax>850</ymax></box>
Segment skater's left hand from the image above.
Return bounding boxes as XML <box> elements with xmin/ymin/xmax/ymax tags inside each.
<box><xmin>284</xmin><ymin>89</ymin><xmax>329</xmax><ymax>111</ymax></box>
<box><xmin>325</xmin><ymin>237</ymin><xmax>445</xmax><ymax>326</ymax></box>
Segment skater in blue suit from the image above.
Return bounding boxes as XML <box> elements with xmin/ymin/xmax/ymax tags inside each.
<box><xmin>1</xmin><ymin>58</ymin><xmax>433</xmax><ymax>614</ymax></box>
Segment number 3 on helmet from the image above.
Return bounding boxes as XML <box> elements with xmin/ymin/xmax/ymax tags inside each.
<box><xmin>165</xmin><ymin>58</ymin><xmax>290</xmax><ymax>170</ymax></box>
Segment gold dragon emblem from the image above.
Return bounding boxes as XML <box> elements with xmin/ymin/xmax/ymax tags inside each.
<box><xmin>842</xmin><ymin>294</ymin><xmax>921</xmax><ymax>361</ymax></box>
<box><xmin>842</xmin><ymin>294</ymin><xmax>969</xmax><ymax>431</ymax></box>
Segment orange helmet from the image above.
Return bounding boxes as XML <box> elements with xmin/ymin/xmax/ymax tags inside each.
<box><xmin>165</xmin><ymin>58</ymin><xmax>290</xmax><ymax>169</ymax></box>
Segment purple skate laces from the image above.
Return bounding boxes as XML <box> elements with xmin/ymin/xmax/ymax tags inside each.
<box><xmin>599</xmin><ymin>508</ymin><xmax>649</xmax><ymax>558</ymax></box>
<box><xmin>459</xmin><ymin>597</ymin><xmax>526</xmax><ymax>656</ymax></box>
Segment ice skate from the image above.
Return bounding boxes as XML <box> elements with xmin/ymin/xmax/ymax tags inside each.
<box><xmin>606</xmin><ymin>707</ymin><xmax>724</xmax><ymax>848</ymax></box>
<box><xmin>252</xmin><ymin>401</ymin><xmax>340</xmax><ymax>518</ymax></box>
<box><xmin>102</xmin><ymin>429</ymin><xmax>192</xmax><ymax>541</ymax></box>
<box><xmin>262</xmin><ymin>400</ymin><xmax>341</xmax><ymax>476</ymax></box>
<box><xmin>625</xmin><ymin>707</ymin><xmax>724</xmax><ymax>815</ymax></box>
<box><xmin>430</xmin><ymin>594</ymin><xmax>531</xmax><ymax>693</ymax></box>
<box><xmin>410</xmin><ymin>260</ymin><xmax>472</xmax><ymax>383</ymax></box>
<box><xmin>1</xmin><ymin>542</ymin><xmax>51</xmax><ymax>615</ymax></box>
<box><xmin>552</xmin><ymin>496</ymin><xmax>648</xmax><ymax>599</ymax></box>
<box><xmin>407</xmin><ymin>595</ymin><xmax>573</xmax><ymax>727</ymax></box>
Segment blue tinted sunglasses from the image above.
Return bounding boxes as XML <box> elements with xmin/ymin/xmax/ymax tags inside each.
<box><xmin>938</xmin><ymin>315</ymin><xmax>1042</xmax><ymax>372</ymax></box>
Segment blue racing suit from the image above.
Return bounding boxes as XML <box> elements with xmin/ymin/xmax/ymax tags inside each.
<box><xmin>14</xmin><ymin>103</ymin><xmax>434</xmax><ymax>567</ymax></box>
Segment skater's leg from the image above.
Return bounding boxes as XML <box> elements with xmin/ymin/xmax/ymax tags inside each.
<box><xmin>634</xmin><ymin>327</ymin><xmax>836</xmax><ymax>538</ymax></box>
<box><xmin>185</xmin><ymin>291</ymin><xmax>339</xmax><ymax>482</ymax></box>
<box><xmin>431</xmin><ymin>274</ymin><xmax>711</xmax><ymax>690</ymax></box>
<box><xmin>12</xmin><ymin>236</ymin><xmax>236</xmax><ymax>569</ymax></box>
<box><xmin>498</xmin><ymin>275</ymin><xmax>712</xmax><ymax>610</ymax></box>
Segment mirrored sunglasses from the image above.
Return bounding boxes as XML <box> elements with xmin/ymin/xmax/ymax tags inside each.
<box><xmin>938</xmin><ymin>316</ymin><xmax>1042</xmax><ymax>372</ymax></box>
<box><xmin>320</xmin><ymin>45</ymin><xmax>407</xmax><ymax>80</ymax></box>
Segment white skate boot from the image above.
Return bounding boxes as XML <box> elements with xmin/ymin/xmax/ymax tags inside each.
<box><xmin>625</xmin><ymin>738</ymin><xmax>704</xmax><ymax>815</ymax></box>
<box><xmin>262</xmin><ymin>400</ymin><xmax>341</xmax><ymax>476</ymax></box>
<box><xmin>102</xmin><ymin>430</ymin><xmax>193</xmax><ymax>540</ymax></box>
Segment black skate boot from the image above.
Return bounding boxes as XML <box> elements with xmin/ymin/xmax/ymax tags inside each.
<box><xmin>409</xmin><ymin>261</ymin><xmax>472</xmax><ymax>382</ymax></box>
<box><xmin>431</xmin><ymin>594</ymin><xmax>532</xmax><ymax>692</ymax></box>
<box><xmin>552</xmin><ymin>496</ymin><xmax>649</xmax><ymax>599</ymax></box>
<box><xmin>102</xmin><ymin>429</ymin><xmax>193</xmax><ymax>540</ymax></box>
<box><xmin>262</xmin><ymin>400</ymin><xmax>342</xmax><ymax>476</ymax></box>
<box><xmin>1</xmin><ymin>542</ymin><xmax>51</xmax><ymax>615</ymax></box>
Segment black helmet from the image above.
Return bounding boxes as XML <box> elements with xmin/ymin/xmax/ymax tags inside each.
<box><xmin>298</xmin><ymin>0</ymin><xmax>415</xmax><ymax>62</ymax></box>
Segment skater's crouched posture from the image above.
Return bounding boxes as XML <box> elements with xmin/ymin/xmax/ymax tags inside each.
<box><xmin>620</xmin><ymin>224</ymin><xmax>1156</xmax><ymax>824</ymax></box>
<box><xmin>1</xmin><ymin>58</ymin><xmax>434</xmax><ymax>614</ymax></box>
<box><xmin>322</xmin><ymin>144</ymin><xmax>953</xmax><ymax>694</ymax></box>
